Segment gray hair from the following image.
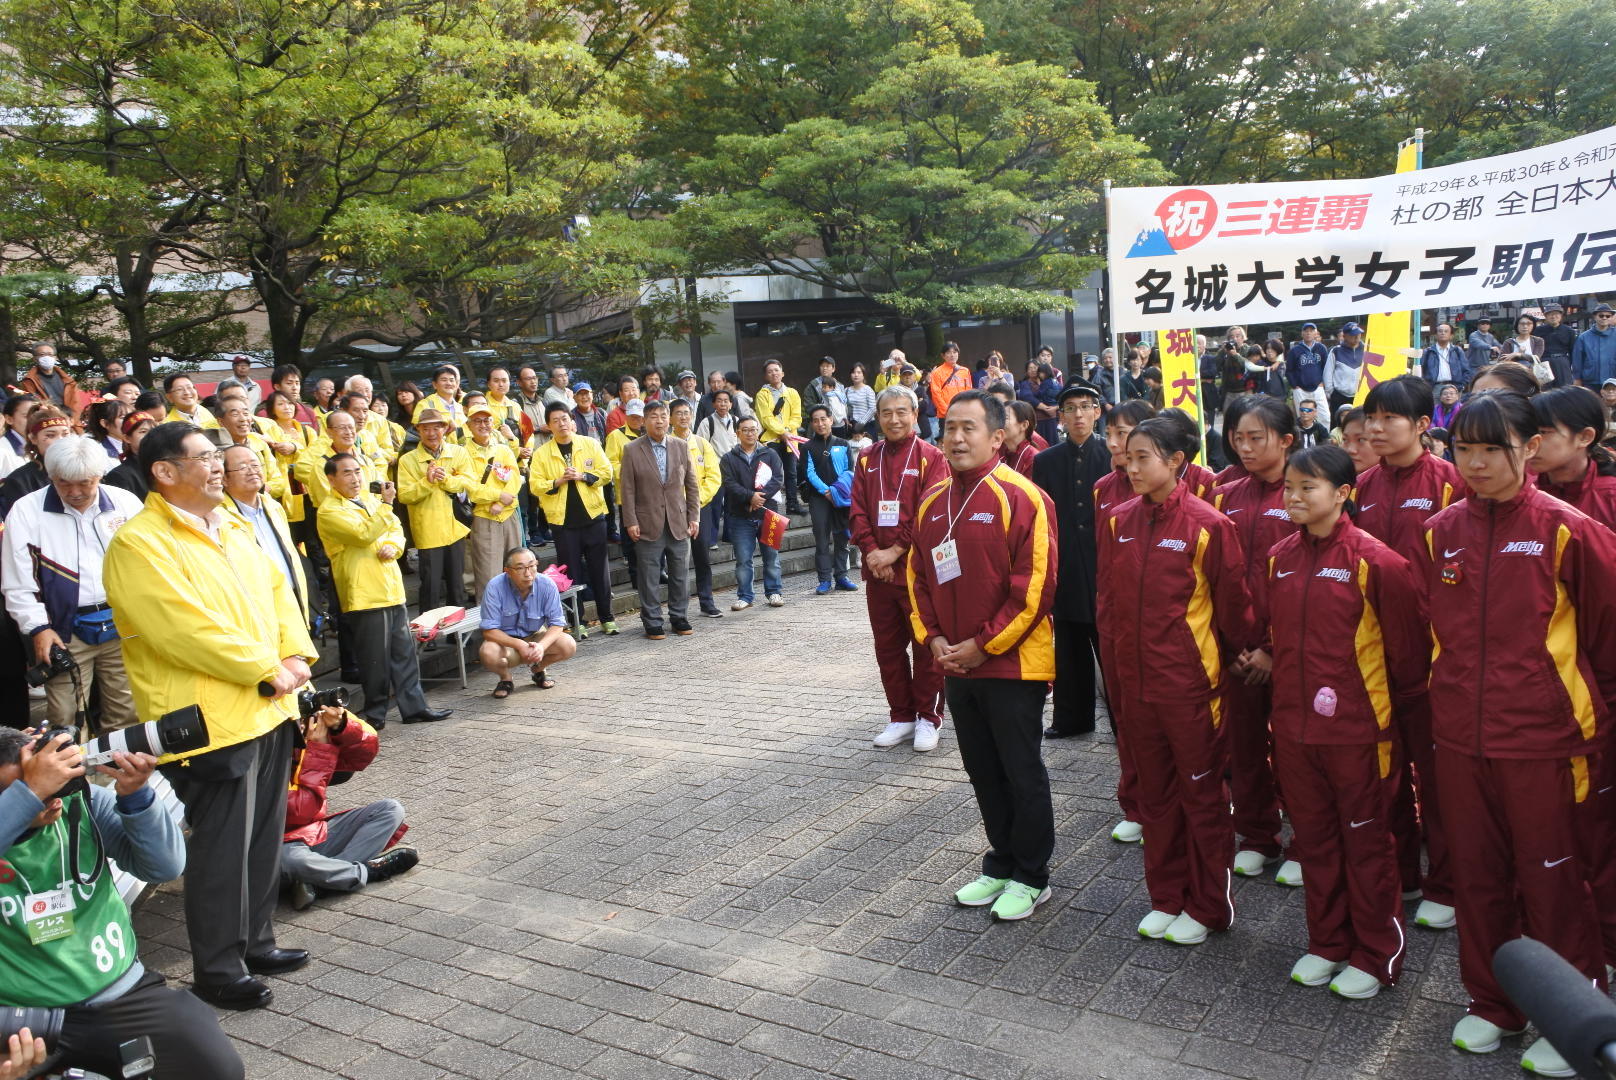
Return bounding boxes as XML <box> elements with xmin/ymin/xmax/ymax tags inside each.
<box><xmin>44</xmin><ymin>435</ymin><xmax>110</xmax><ymax>483</ymax></box>
<box><xmin>344</xmin><ymin>374</ymin><xmax>373</xmax><ymax>394</ymax></box>
<box><xmin>875</xmin><ymin>385</ymin><xmax>919</xmax><ymax>412</ymax></box>
<box><xmin>216</xmin><ymin>377</ymin><xmax>244</xmax><ymax>393</ymax></box>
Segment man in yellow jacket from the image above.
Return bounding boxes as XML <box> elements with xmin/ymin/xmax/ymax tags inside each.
<box><xmin>317</xmin><ymin>451</ymin><xmax>450</xmax><ymax>729</ymax></box>
<box><xmin>530</xmin><ymin>400</ymin><xmax>617</xmax><ymax>635</ymax></box>
<box><xmin>220</xmin><ymin>401</ymin><xmax>287</xmax><ymax>502</ymax></box>
<box><xmin>462</xmin><ymin>404</ymin><xmax>523</xmax><ymax>600</ymax></box>
<box><xmin>103</xmin><ymin>422</ymin><xmax>316</xmax><ymax>1009</ymax></box>
<box><xmin>161</xmin><ymin>373</ymin><xmax>219</xmax><ymax>429</ymax></box>
<box><xmin>754</xmin><ymin>359</ymin><xmax>804</xmax><ymax>514</ymax></box>
<box><xmin>671</xmin><ymin>398</ymin><xmax>725</xmax><ymax>619</ymax></box>
<box><xmin>396</xmin><ymin>408</ymin><xmax>472</xmax><ymax>611</ymax></box>
<box><xmin>292</xmin><ymin>410</ymin><xmax>381</xmax><ymax>677</ymax></box>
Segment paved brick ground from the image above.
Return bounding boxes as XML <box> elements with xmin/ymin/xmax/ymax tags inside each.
<box><xmin>133</xmin><ymin>574</ymin><xmax>1528</xmax><ymax>1079</ymax></box>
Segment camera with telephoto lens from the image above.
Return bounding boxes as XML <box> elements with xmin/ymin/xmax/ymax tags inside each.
<box><xmin>24</xmin><ymin>642</ymin><xmax>77</xmax><ymax>688</ymax></box>
<box><xmin>296</xmin><ymin>685</ymin><xmax>347</xmax><ymax>720</ymax></box>
<box><xmin>0</xmin><ymin>1006</ymin><xmax>154</xmax><ymax>1076</ymax></box>
<box><xmin>30</xmin><ymin>707</ymin><xmax>212</xmax><ymax>801</ymax></box>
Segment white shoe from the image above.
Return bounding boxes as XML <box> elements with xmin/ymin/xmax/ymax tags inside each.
<box><xmin>1328</xmin><ymin>965</ymin><xmax>1381</xmax><ymax>999</ymax></box>
<box><xmin>1522</xmin><ymin>1037</ymin><xmax>1577</xmax><ymax>1078</ymax></box>
<box><xmin>1274</xmin><ymin>859</ymin><xmax>1304</xmax><ymax>887</ymax></box>
<box><xmin>911</xmin><ymin>721</ymin><xmax>939</xmax><ymax>752</ymax></box>
<box><xmin>1453</xmin><ymin>1014</ymin><xmax>1525</xmax><ymax>1054</ymax></box>
<box><xmin>730</xmin><ymin>600</ymin><xmax>751</xmax><ymax>611</ymax></box>
<box><xmin>1137</xmin><ymin>910</ymin><xmax>1176</xmax><ymax>939</ymax></box>
<box><xmin>27</xmin><ymin>685</ymin><xmax>45</xmax><ymax>700</ymax></box>
<box><xmin>873</xmin><ymin>721</ymin><xmax>916</xmax><ymax>748</ymax></box>
<box><xmin>1232</xmin><ymin>849</ymin><xmax>1276</xmax><ymax>876</ymax></box>
<box><xmin>1163</xmin><ymin>912</ymin><xmax>1210</xmax><ymax>945</ymax></box>
<box><xmin>1290</xmin><ymin>953</ymin><xmax>1347</xmax><ymax>987</ymax></box>
<box><xmin>1111</xmin><ymin>819</ymin><xmax>1143</xmax><ymax>843</ymax></box>
<box><xmin>1414</xmin><ymin>899</ymin><xmax>1456</xmax><ymax>929</ymax></box>
<box><xmin>766</xmin><ymin>593</ymin><xmax>785</xmax><ymax>607</ymax></box>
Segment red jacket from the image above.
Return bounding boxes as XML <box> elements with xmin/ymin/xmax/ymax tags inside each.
<box><xmin>1093</xmin><ymin>468</ymin><xmax>1134</xmax><ymax>532</ymax></box>
<box><xmin>1182</xmin><ymin>461</ymin><xmax>1217</xmax><ymax>499</ymax></box>
<box><xmin>906</xmin><ymin>460</ymin><xmax>1057</xmax><ymax>681</ymax></box>
<box><xmin>1255</xmin><ymin>516</ymin><xmax>1429</xmax><ymax>745</ymax></box>
<box><xmin>1213</xmin><ymin>473</ymin><xmax>1296</xmax><ymax>595</ymax></box>
<box><xmin>849</xmin><ymin>432</ymin><xmax>948</xmax><ymax>576</ymax></box>
<box><xmin>1000</xmin><ymin>440</ymin><xmax>1037</xmax><ymax>477</ymax></box>
<box><xmin>1353</xmin><ymin>452</ymin><xmax>1463</xmax><ymax>567</ymax></box>
<box><xmin>1418</xmin><ymin>485</ymin><xmax>1616</xmax><ymax>759</ymax></box>
<box><xmin>284</xmin><ymin>713</ymin><xmax>402</xmax><ymax>847</ymax></box>
<box><xmin>1214</xmin><ymin>461</ymin><xmax>1248</xmax><ymax>486</ymax></box>
<box><xmin>1537</xmin><ymin>458</ymin><xmax>1616</xmax><ymax>532</ymax></box>
<box><xmin>1098</xmin><ymin>480</ymin><xmax>1256</xmax><ymax>706</ymax></box>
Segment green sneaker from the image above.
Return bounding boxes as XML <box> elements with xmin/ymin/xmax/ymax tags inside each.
<box><xmin>954</xmin><ymin>875</ymin><xmax>1010</xmax><ymax>907</ymax></box>
<box><xmin>989</xmin><ymin>881</ymin><xmax>1051</xmax><ymax>921</ymax></box>
<box><xmin>602</xmin><ymin>620</ymin><xmax>620</xmax><ymax>635</ymax></box>
<box><xmin>569</xmin><ymin>624</ymin><xmax>589</xmax><ymax>640</ymax></box>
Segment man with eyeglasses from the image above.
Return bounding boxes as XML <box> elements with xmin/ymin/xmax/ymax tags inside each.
<box><xmin>476</xmin><ymin>547</ymin><xmax>576</xmax><ymax>698</ymax></box>
<box><xmin>1031</xmin><ymin>379</ymin><xmax>1110</xmax><ymax>738</ymax></box>
<box><xmin>103</xmin><ymin>422</ymin><xmax>318</xmax><ymax>1010</ymax></box>
<box><xmin>1574</xmin><ymin>303</ymin><xmax>1616</xmax><ymax>389</ymax></box>
<box><xmin>222</xmin><ymin>443</ymin><xmax>306</xmax><ymax>622</ymax></box>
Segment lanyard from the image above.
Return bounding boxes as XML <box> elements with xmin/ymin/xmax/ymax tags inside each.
<box><xmin>942</xmin><ymin>471</ymin><xmax>994</xmax><ymax>543</ymax></box>
<box><xmin>877</xmin><ymin>438</ymin><xmax>919</xmax><ymax>502</ymax></box>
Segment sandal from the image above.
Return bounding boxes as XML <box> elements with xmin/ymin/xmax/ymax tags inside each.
<box><xmin>491</xmin><ymin>680</ymin><xmax>514</xmax><ymax>699</ymax></box>
<box><xmin>531</xmin><ymin>668</ymin><xmax>555</xmax><ymax>690</ymax></box>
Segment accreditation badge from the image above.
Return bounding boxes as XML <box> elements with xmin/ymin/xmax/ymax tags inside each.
<box><xmin>932</xmin><ymin>538</ymin><xmax>962</xmax><ymax>584</ymax></box>
<box><xmin>24</xmin><ymin>886</ymin><xmax>76</xmax><ymax>945</ymax></box>
<box><xmin>877</xmin><ymin>499</ymin><xmax>900</xmax><ymax>528</ymax></box>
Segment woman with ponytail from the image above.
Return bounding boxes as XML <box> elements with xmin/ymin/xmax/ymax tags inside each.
<box><xmin>1244</xmin><ymin>445</ymin><xmax>1426</xmax><ymax>1000</ymax></box>
<box><xmin>1098</xmin><ymin>418</ymin><xmax>1256</xmax><ymax>945</ymax></box>
<box><xmin>1531</xmin><ymin>385</ymin><xmax>1616</xmax><ymax>529</ymax></box>
<box><xmin>1418</xmin><ymin>391</ymin><xmax>1616</xmax><ymax>1075</ymax></box>
<box><xmin>1213</xmin><ymin>395</ymin><xmax>1301</xmax><ymax>884</ymax></box>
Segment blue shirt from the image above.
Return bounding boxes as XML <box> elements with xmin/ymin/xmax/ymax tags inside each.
<box><xmin>649</xmin><ymin>435</ymin><xmax>668</xmax><ymax>482</ymax></box>
<box><xmin>480</xmin><ymin>571</ymin><xmax>565</xmax><ymax>636</ymax></box>
<box><xmin>236</xmin><ymin>497</ymin><xmax>297</xmax><ymax>598</ymax></box>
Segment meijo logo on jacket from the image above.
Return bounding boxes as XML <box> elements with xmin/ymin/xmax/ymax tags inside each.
<box><xmin>1400</xmin><ymin>497</ymin><xmax>1434</xmax><ymax>511</ymax></box>
<box><xmin>1499</xmin><ymin>540</ymin><xmax>1546</xmax><ymax>556</ymax></box>
<box><xmin>1316</xmin><ymin>567</ymin><xmax>1352</xmax><ymax>583</ymax></box>
<box><xmin>1157</xmin><ymin>538</ymin><xmax>1187</xmax><ymax>552</ymax></box>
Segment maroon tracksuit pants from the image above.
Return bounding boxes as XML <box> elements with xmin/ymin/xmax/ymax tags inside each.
<box><xmin>1436</xmin><ymin>747</ymin><xmax>1605</xmax><ymax>1028</ymax></box>
<box><xmin>1388</xmin><ymin>695</ymin><xmax>1454</xmax><ymax>904</ymax></box>
<box><xmin>1099</xmin><ymin>641</ymin><xmax>1139</xmax><ymax>821</ymax></box>
<box><xmin>1118</xmin><ymin>694</ymin><xmax>1236</xmax><ymax>929</ymax></box>
<box><xmin>865</xmin><ymin>579</ymin><xmax>944</xmax><ymax>727</ymax></box>
<box><xmin>1225</xmin><ymin>679</ymin><xmax>1285</xmax><ymax>858</ymax></box>
<box><xmin>1273</xmin><ymin>737</ymin><xmax>1405</xmax><ymax>984</ymax></box>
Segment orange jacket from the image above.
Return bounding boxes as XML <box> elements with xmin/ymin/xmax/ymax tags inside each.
<box><xmin>927</xmin><ymin>362</ymin><xmax>972</xmax><ymax>419</ymax></box>
<box><xmin>18</xmin><ymin>365</ymin><xmax>85</xmax><ymax>422</ymax></box>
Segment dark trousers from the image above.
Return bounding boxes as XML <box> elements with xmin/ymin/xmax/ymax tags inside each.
<box><xmin>947</xmin><ymin>677</ymin><xmax>1055</xmax><ymax>890</ymax></box>
<box><xmin>522</xmin><ymin>483</ymin><xmax>551</xmax><ymax>543</ymax></box>
<box><xmin>348</xmin><ymin>605</ymin><xmax>430</xmax><ymax>724</ymax></box>
<box><xmin>1051</xmin><ymin>617</ymin><xmax>1101</xmax><ymax>735</ymax></box>
<box><xmin>807</xmin><ymin>495</ymin><xmax>849</xmax><ymax>581</ymax></box>
<box><xmin>165</xmin><ymin>723</ymin><xmax>294</xmax><ymax>987</ymax></box>
<box><xmin>295</xmin><ymin>517</ymin><xmax>337</xmax><ymax>615</ymax></box>
<box><xmin>691</xmin><ymin>503</ymin><xmax>717</xmax><ymax>608</ymax></box>
<box><xmin>0</xmin><ymin>609</ymin><xmax>29</xmax><ymax>727</ymax></box>
<box><xmin>417</xmin><ymin>541</ymin><xmax>465</xmax><ymax>611</ymax></box>
<box><xmin>1327</xmin><ymin>390</ymin><xmax>1355</xmax><ymax>422</ymax></box>
<box><xmin>770</xmin><ymin>440</ymin><xmax>802</xmax><ymax>509</ymax></box>
<box><xmin>56</xmin><ymin>970</ymin><xmax>244</xmax><ymax>1079</ymax></box>
<box><xmin>604</xmin><ymin>483</ymin><xmax>620</xmax><ymax>539</ymax></box>
<box><xmin>554</xmin><ymin>517</ymin><xmax>612</xmax><ymax>624</ymax></box>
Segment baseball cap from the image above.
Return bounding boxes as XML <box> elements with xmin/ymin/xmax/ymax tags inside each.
<box><xmin>1604</xmin><ymin>378</ymin><xmax>1616</xmax><ymax>389</ymax></box>
<box><xmin>573</xmin><ymin>381</ymin><xmax>592</xmax><ymax>393</ymax></box>
<box><xmin>1543</xmin><ymin>302</ymin><xmax>1564</xmax><ymax>313</ymax></box>
<box><xmin>1477</xmin><ymin>315</ymin><xmax>1493</xmax><ymax>323</ymax></box>
<box><xmin>1301</xmin><ymin>322</ymin><xmax>1318</xmax><ymax>330</ymax></box>
<box><xmin>625</xmin><ymin>399</ymin><xmax>645</xmax><ymax>417</ymax></box>
<box><xmin>1339</xmin><ymin>322</ymin><xmax>1363</xmax><ymax>335</ymax></box>
<box><xmin>466</xmin><ymin>403</ymin><xmax>493</xmax><ymax>419</ymax></box>
<box><xmin>677</xmin><ymin>369</ymin><xmax>696</xmax><ymax>381</ymax></box>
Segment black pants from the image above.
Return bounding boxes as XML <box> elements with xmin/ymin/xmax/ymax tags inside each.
<box><xmin>1051</xmin><ymin>617</ymin><xmax>1101</xmax><ymax>735</ymax></box>
<box><xmin>164</xmin><ymin>723</ymin><xmax>293</xmax><ymax>988</ymax></box>
<box><xmin>947</xmin><ymin>677</ymin><xmax>1054</xmax><ymax>890</ymax></box>
<box><xmin>554</xmin><ymin>517</ymin><xmax>613</xmax><ymax>625</ymax></box>
<box><xmin>348</xmin><ymin>604</ymin><xmax>430</xmax><ymax>724</ymax></box>
<box><xmin>770</xmin><ymin>440</ymin><xmax>802</xmax><ymax>510</ymax></box>
<box><xmin>1327</xmin><ymin>390</ymin><xmax>1355</xmax><ymax>424</ymax></box>
<box><xmin>0</xmin><ymin>609</ymin><xmax>29</xmax><ymax>727</ymax></box>
<box><xmin>55</xmin><ymin>970</ymin><xmax>244</xmax><ymax>1079</ymax></box>
<box><xmin>417</xmin><ymin>541</ymin><xmax>465</xmax><ymax>611</ymax></box>
<box><xmin>690</xmin><ymin>503</ymin><xmax>716</xmax><ymax>609</ymax></box>
<box><xmin>807</xmin><ymin>495</ymin><xmax>849</xmax><ymax>581</ymax></box>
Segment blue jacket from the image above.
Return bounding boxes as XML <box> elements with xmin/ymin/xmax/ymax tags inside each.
<box><xmin>1419</xmin><ymin>342</ymin><xmax>1471</xmax><ymax>390</ymax></box>
<box><xmin>1286</xmin><ymin>341</ymin><xmax>1328</xmax><ymax>391</ymax></box>
<box><xmin>803</xmin><ymin>436</ymin><xmax>853</xmax><ymax>506</ymax></box>
<box><xmin>1573</xmin><ymin>327</ymin><xmax>1616</xmax><ymax>386</ymax></box>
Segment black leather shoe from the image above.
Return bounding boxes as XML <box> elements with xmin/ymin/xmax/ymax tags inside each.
<box><xmin>365</xmin><ymin>846</ymin><xmax>419</xmax><ymax>883</ymax></box>
<box><xmin>1043</xmin><ymin>727</ymin><xmax>1089</xmax><ymax>739</ymax></box>
<box><xmin>402</xmin><ymin>707</ymin><xmax>452</xmax><ymax>724</ymax></box>
<box><xmin>191</xmin><ymin>976</ymin><xmax>273</xmax><ymax>1011</ymax></box>
<box><xmin>245</xmin><ymin>947</ymin><xmax>310</xmax><ymax>975</ymax></box>
<box><xmin>340</xmin><ymin>669</ymin><xmax>362</xmax><ymax>684</ymax></box>
<box><xmin>670</xmin><ymin>619</ymin><xmax>693</xmax><ymax>636</ymax></box>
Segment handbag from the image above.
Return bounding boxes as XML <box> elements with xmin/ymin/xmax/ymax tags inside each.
<box><xmin>452</xmin><ymin>461</ymin><xmax>492</xmax><ymax>528</ymax></box>
<box><xmin>1531</xmin><ymin>357</ymin><xmax>1555</xmax><ymax>387</ymax></box>
<box><xmin>72</xmin><ymin>607</ymin><xmax>119</xmax><ymax>646</ymax></box>
<box><xmin>759</xmin><ymin>507</ymin><xmax>789</xmax><ymax>550</ymax></box>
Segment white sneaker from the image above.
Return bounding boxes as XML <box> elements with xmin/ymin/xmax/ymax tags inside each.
<box><xmin>1414</xmin><ymin>899</ymin><xmax>1456</xmax><ymax>929</ymax></box>
<box><xmin>1521</xmin><ymin>1037</ymin><xmax>1577</xmax><ymax>1078</ymax></box>
<box><xmin>873</xmin><ymin>721</ymin><xmax>916</xmax><ymax>748</ymax></box>
<box><xmin>1452</xmin><ymin>1014</ymin><xmax>1525</xmax><ymax>1054</ymax></box>
<box><xmin>27</xmin><ymin>685</ymin><xmax>45</xmax><ymax>700</ymax></box>
<box><xmin>1329</xmin><ymin>965</ymin><xmax>1381</xmax><ymax>1000</ymax></box>
<box><xmin>1163</xmin><ymin>912</ymin><xmax>1210</xmax><ymax>945</ymax></box>
<box><xmin>1274</xmin><ymin>859</ymin><xmax>1305</xmax><ymax>887</ymax></box>
<box><xmin>1111</xmin><ymin>819</ymin><xmax>1143</xmax><ymax>843</ymax></box>
<box><xmin>766</xmin><ymin>593</ymin><xmax>785</xmax><ymax>607</ymax></box>
<box><xmin>1137</xmin><ymin>909</ymin><xmax>1176</xmax><ymax>939</ymax></box>
<box><xmin>731</xmin><ymin>600</ymin><xmax>751</xmax><ymax>611</ymax></box>
<box><xmin>912</xmin><ymin>721</ymin><xmax>939</xmax><ymax>752</ymax></box>
<box><xmin>1290</xmin><ymin>953</ymin><xmax>1347</xmax><ymax>987</ymax></box>
<box><xmin>1232</xmin><ymin>849</ymin><xmax>1276</xmax><ymax>876</ymax></box>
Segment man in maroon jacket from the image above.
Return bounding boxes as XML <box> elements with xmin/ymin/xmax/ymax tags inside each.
<box><xmin>849</xmin><ymin>384</ymin><xmax>949</xmax><ymax>751</ymax></box>
<box><xmin>281</xmin><ymin>704</ymin><xmax>419</xmax><ymax>910</ymax></box>
<box><xmin>908</xmin><ymin>390</ymin><xmax>1059</xmax><ymax>921</ymax></box>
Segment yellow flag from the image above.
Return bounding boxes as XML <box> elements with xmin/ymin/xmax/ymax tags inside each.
<box><xmin>1159</xmin><ymin>328</ymin><xmax>1207</xmax><ymax>465</ymax></box>
<box><xmin>1355</xmin><ymin>135</ymin><xmax>1423</xmax><ymax>406</ymax></box>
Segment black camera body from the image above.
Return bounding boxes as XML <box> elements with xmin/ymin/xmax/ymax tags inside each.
<box><xmin>368</xmin><ymin>480</ymin><xmax>384</xmax><ymax>494</ymax></box>
<box><xmin>297</xmin><ymin>685</ymin><xmax>348</xmax><ymax>720</ymax></box>
<box><xmin>1</xmin><ymin>1006</ymin><xmax>154</xmax><ymax>1076</ymax></box>
<box><xmin>24</xmin><ymin>642</ymin><xmax>77</xmax><ymax>687</ymax></box>
<box><xmin>29</xmin><ymin>727</ymin><xmax>91</xmax><ymax>802</ymax></box>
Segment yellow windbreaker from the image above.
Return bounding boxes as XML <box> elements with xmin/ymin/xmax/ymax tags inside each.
<box><xmin>464</xmin><ymin>438</ymin><xmax>522</xmax><ymax>523</ymax></box>
<box><xmin>529</xmin><ymin>434</ymin><xmax>611</xmax><ymax>524</ymax></box>
<box><xmin>396</xmin><ymin>441</ymin><xmax>473</xmax><ymax>548</ymax></box>
<box><xmin>316</xmin><ymin>494</ymin><xmax>406</xmax><ymax>612</ymax></box>
<box><xmin>753</xmin><ymin>385</ymin><xmax>802</xmax><ymax>444</ymax></box>
<box><xmin>293</xmin><ymin>437</ymin><xmax>381</xmax><ymax>510</ymax></box>
<box><xmin>604</xmin><ymin>427</ymin><xmax>641</xmax><ymax>505</ymax></box>
<box><xmin>683</xmin><ymin>432</ymin><xmax>721</xmax><ymax>507</ymax></box>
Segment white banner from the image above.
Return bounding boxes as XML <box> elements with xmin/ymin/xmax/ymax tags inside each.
<box><xmin>1105</xmin><ymin>125</ymin><xmax>1616</xmax><ymax>334</ymax></box>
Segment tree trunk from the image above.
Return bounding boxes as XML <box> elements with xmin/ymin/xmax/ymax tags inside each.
<box><xmin>0</xmin><ymin>298</ymin><xmax>17</xmax><ymax>388</ymax></box>
<box><xmin>922</xmin><ymin>320</ymin><xmax>945</xmax><ymax>363</ymax></box>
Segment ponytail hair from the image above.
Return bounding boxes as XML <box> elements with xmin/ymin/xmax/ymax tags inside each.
<box><xmin>1533</xmin><ymin>385</ymin><xmax>1616</xmax><ymax>477</ymax></box>
<box><xmin>1287</xmin><ymin>445</ymin><xmax>1359</xmax><ymax>517</ymax></box>
<box><xmin>1128</xmin><ymin>416</ymin><xmax>1196</xmax><ymax>463</ymax></box>
<box><xmin>1158</xmin><ymin>406</ymin><xmax>1202</xmax><ymax>461</ymax></box>
<box><xmin>1242</xmin><ymin>394</ymin><xmax>1297</xmax><ymax>445</ymax></box>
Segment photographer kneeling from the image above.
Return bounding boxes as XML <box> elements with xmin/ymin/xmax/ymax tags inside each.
<box><xmin>282</xmin><ymin>704</ymin><xmax>418</xmax><ymax>911</ymax></box>
<box><xmin>0</xmin><ymin>729</ymin><xmax>244</xmax><ymax>1078</ymax></box>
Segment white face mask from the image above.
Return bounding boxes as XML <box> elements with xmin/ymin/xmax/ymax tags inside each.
<box><xmin>37</xmin><ymin>355</ymin><xmax>56</xmax><ymax>370</ymax></box>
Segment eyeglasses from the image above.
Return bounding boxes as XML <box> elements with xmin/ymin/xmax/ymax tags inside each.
<box><xmin>505</xmin><ymin>562</ymin><xmax>538</xmax><ymax>573</ymax></box>
<box><xmin>166</xmin><ymin>450</ymin><xmax>223</xmax><ymax>466</ymax></box>
<box><xmin>223</xmin><ymin>463</ymin><xmax>263</xmax><ymax>475</ymax></box>
<box><xmin>1060</xmin><ymin>402</ymin><xmax>1100</xmax><ymax>414</ymax></box>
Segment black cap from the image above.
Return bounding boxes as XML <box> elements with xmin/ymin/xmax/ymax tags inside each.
<box><xmin>1058</xmin><ymin>379</ymin><xmax>1102</xmax><ymax>405</ymax></box>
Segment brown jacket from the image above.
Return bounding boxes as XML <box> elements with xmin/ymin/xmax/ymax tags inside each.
<box><xmin>618</xmin><ymin>433</ymin><xmax>699</xmax><ymax>539</ymax></box>
<box><xmin>18</xmin><ymin>364</ymin><xmax>84</xmax><ymax>422</ymax></box>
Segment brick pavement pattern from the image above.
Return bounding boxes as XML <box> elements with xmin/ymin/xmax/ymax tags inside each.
<box><xmin>133</xmin><ymin>577</ymin><xmax>1527</xmax><ymax>1079</ymax></box>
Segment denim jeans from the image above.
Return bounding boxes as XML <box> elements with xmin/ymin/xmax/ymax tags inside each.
<box><xmin>728</xmin><ymin>513</ymin><xmax>781</xmax><ymax>602</ymax></box>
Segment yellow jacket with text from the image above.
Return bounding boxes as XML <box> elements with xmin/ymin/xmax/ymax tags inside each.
<box><xmin>316</xmin><ymin>493</ymin><xmax>406</xmax><ymax>612</ymax></box>
<box><xmin>396</xmin><ymin>441</ymin><xmax>473</xmax><ymax>548</ymax></box>
<box><xmin>684</xmin><ymin>431</ymin><xmax>721</xmax><ymax>507</ymax></box>
<box><xmin>529</xmin><ymin>434</ymin><xmax>611</xmax><ymax>523</ymax></box>
<box><xmin>464</xmin><ymin>438</ymin><xmax>522</xmax><ymax>522</ymax></box>
<box><xmin>103</xmin><ymin>493</ymin><xmax>315</xmax><ymax>761</ymax></box>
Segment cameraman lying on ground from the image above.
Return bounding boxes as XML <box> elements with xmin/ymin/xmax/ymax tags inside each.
<box><xmin>0</xmin><ymin>729</ymin><xmax>244</xmax><ymax>1079</ymax></box>
<box><xmin>282</xmin><ymin>705</ymin><xmax>418</xmax><ymax>911</ymax></box>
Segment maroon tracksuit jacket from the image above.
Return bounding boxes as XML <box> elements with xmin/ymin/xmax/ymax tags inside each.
<box><xmin>1538</xmin><ymin>457</ymin><xmax>1616</xmax><ymax>531</ymax></box>
<box><xmin>1415</xmin><ymin>485</ymin><xmax>1616</xmax><ymax>1027</ymax></box>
